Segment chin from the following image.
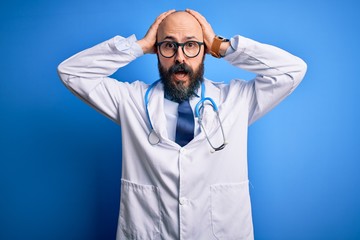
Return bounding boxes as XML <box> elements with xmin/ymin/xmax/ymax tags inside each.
<box><xmin>172</xmin><ymin>76</ymin><xmax>190</xmax><ymax>87</ymax></box>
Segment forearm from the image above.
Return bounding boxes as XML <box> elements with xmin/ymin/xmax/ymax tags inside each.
<box><xmin>224</xmin><ymin>35</ymin><xmax>307</xmax><ymax>124</ymax></box>
<box><xmin>57</xmin><ymin>35</ymin><xmax>143</xmax><ymax>82</ymax></box>
<box><xmin>56</xmin><ymin>35</ymin><xmax>144</xmax><ymax>123</ymax></box>
<box><xmin>224</xmin><ymin>35</ymin><xmax>307</xmax><ymax>88</ymax></box>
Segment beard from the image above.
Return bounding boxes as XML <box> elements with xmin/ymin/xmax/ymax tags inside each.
<box><xmin>158</xmin><ymin>59</ymin><xmax>204</xmax><ymax>103</ymax></box>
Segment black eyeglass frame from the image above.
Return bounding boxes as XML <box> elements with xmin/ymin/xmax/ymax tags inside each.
<box><xmin>156</xmin><ymin>41</ymin><xmax>205</xmax><ymax>58</ymax></box>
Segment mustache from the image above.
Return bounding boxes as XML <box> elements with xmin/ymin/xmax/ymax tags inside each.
<box><xmin>168</xmin><ymin>63</ymin><xmax>193</xmax><ymax>75</ymax></box>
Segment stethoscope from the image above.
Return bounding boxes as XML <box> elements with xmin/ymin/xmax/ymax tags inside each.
<box><xmin>145</xmin><ymin>80</ymin><xmax>227</xmax><ymax>152</ymax></box>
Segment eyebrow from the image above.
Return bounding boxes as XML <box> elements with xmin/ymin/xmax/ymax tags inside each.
<box><xmin>163</xmin><ymin>36</ymin><xmax>198</xmax><ymax>41</ymax></box>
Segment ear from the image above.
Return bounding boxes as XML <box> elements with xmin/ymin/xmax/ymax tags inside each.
<box><xmin>204</xmin><ymin>44</ymin><xmax>210</xmax><ymax>54</ymax></box>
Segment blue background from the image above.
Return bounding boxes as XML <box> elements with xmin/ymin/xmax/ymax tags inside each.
<box><xmin>1</xmin><ymin>0</ymin><xmax>359</xmax><ymax>239</ymax></box>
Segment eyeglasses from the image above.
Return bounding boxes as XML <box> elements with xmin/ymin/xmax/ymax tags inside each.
<box><xmin>156</xmin><ymin>41</ymin><xmax>204</xmax><ymax>58</ymax></box>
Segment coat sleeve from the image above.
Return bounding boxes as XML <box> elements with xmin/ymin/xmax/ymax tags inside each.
<box><xmin>224</xmin><ymin>35</ymin><xmax>307</xmax><ymax>125</ymax></box>
<box><xmin>57</xmin><ymin>35</ymin><xmax>144</xmax><ymax>124</ymax></box>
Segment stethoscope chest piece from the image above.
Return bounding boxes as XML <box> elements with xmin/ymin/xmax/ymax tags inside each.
<box><xmin>148</xmin><ymin>130</ymin><xmax>160</xmax><ymax>145</ymax></box>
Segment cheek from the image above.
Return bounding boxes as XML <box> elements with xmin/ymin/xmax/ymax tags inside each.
<box><xmin>190</xmin><ymin>57</ymin><xmax>204</xmax><ymax>72</ymax></box>
<box><xmin>159</xmin><ymin>56</ymin><xmax>172</xmax><ymax>70</ymax></box>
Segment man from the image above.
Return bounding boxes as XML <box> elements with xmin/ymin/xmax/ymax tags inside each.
<box><xmin>58</xmin><ymin>9</ymin><xmax>306</xmax><ymax>240</ymax></box>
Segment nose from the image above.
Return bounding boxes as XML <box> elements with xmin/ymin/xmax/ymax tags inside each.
<box><xmin>174</xmin><ymin>46</ymin><xmax>185</xmax><ymax>63</ymax></box>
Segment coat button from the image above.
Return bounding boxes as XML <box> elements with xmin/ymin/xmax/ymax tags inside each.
<box><xmin>179</xmin><ymin>197</ymin><xmax>187</xmax><ymax>205</ymax></box>
<box><xmin>179</xmin><ymin>148</ymin><xmax>186</xmax><ymax>154</ymax></box>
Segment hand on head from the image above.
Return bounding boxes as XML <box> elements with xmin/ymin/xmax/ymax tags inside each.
<box><xmin>137</xmin><ymin>9</ymin><xmax>176</xmax><ymax>54</ymax></box>
<box><xmin>185</xmin><ymin>9</ymin><xmax>216</xmax><ymax>54</ymax></box>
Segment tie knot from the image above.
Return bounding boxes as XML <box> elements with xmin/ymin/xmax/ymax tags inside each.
<box><xmin>178</xmin><ymin>100</ymin><xmax>192</xmax><ymax>115</ymax></box>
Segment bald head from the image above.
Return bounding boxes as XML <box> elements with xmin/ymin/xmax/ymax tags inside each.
<box><xmin>157</xmin><ymin>11</ymin><xmax>203</xmax><ymax>43</ymax></box>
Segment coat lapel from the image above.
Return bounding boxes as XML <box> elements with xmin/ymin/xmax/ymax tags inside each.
<box><xmin>147</xmin><ymin>82</ymin><xmax>169</xmax><ymax>140</ymax></box>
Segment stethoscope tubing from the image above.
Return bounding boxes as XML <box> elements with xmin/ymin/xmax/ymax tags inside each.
<box><xmin>144</xmin><ymin>79</ymin><xmax>161</xmax><ymax>131</ymax></box>
<box><xmin>144</xmin><ymin>80</ymin><xmax>226</xmax><ymax>151</ymax></box>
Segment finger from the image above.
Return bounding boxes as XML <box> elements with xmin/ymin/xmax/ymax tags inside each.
<box><xmin>147</xmin><ymin>9</ymin><xmax>175</xmax><ymax>36</ymax></box>
<box><xmin>186</xmin><ymin>9</ymin><xmax>214</xmax><ymax>36</ymax></box>
<box><xmin>186</xmin><ymin>9</ymin><xmax>208</xmax><ymax>25</ymax></box>
<box><xmin>154</xmin><ymin>9</ymin><xmax>176</xmax><ymax>26</ymax></box>
<box><xmin>146</xmin><ymin>10</ymin><xmax>175</xmax><ymax>37</ymax></box>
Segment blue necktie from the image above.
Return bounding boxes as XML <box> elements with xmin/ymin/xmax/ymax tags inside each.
<box><xmin>175</xmin><ymin>100</ymin><xmax>194</xmax><ymax>147</ymax></box>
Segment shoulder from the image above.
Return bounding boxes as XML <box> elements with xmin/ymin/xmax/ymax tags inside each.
<box><xmin>118</xmin><ymin>80</ymin><xmax>150</xmax><ymax>92</ymax></box>
<box><xmin>204</xmin><ymin>78</ymin><xmax>252</xmax><ymax>92</ymax></box>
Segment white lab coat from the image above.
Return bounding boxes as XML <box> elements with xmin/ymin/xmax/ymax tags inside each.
<box><xmin>58</xmin><ymin>35</ymin><xmax>307</xmax><ymax>240</ymax></box>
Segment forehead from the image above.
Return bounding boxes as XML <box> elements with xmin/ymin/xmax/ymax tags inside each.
<box><xmin>157</xmin><ymin>12</ymin><xmax>203</xmax><ymax>41</ymax></box>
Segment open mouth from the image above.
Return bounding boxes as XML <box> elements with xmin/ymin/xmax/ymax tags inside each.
<box><xmin>170</xmin><ymin>64</ymin><xmax>191</xmax><ymax>82</ymax></box>
<box><xmin>174</xmin><ymin>70</ymin><xmax>188</xmax><ymax>79</ymax></box>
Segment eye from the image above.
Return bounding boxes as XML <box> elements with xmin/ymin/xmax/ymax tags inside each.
<box><xmin>163</xmin><ymin>42</ymin><xmax>176</xmax><ymax>49</ymax></box>
<box><xmin>185</xmin><ymin>41</ymin><xmax>196</xmax><ymax>48</ymax></box>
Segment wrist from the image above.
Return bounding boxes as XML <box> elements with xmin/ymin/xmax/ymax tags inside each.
<box><xmin>219</xmin><ymin>41</ymin><xmax>231</xmax><ymax>57</ymax></box>
<box><xmin>136</xmin><ymin>39</ymin><xmax>154</xmax><ymax>54</ymax></box>
<box><xmin>210</xmin><ymin>35</ymin><xmax>230</xmax><ymax>58</ymax></box>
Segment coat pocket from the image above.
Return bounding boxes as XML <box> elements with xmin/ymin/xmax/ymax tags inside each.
<box><xmin>210</xmin><ymin>181</ymin><xmax>253</xmax><ymax>240</ymax></box>
<box><xmin>119</xmin><ymin>179</ymin><xmax>161</xmax><ymax>240</ymax></box>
